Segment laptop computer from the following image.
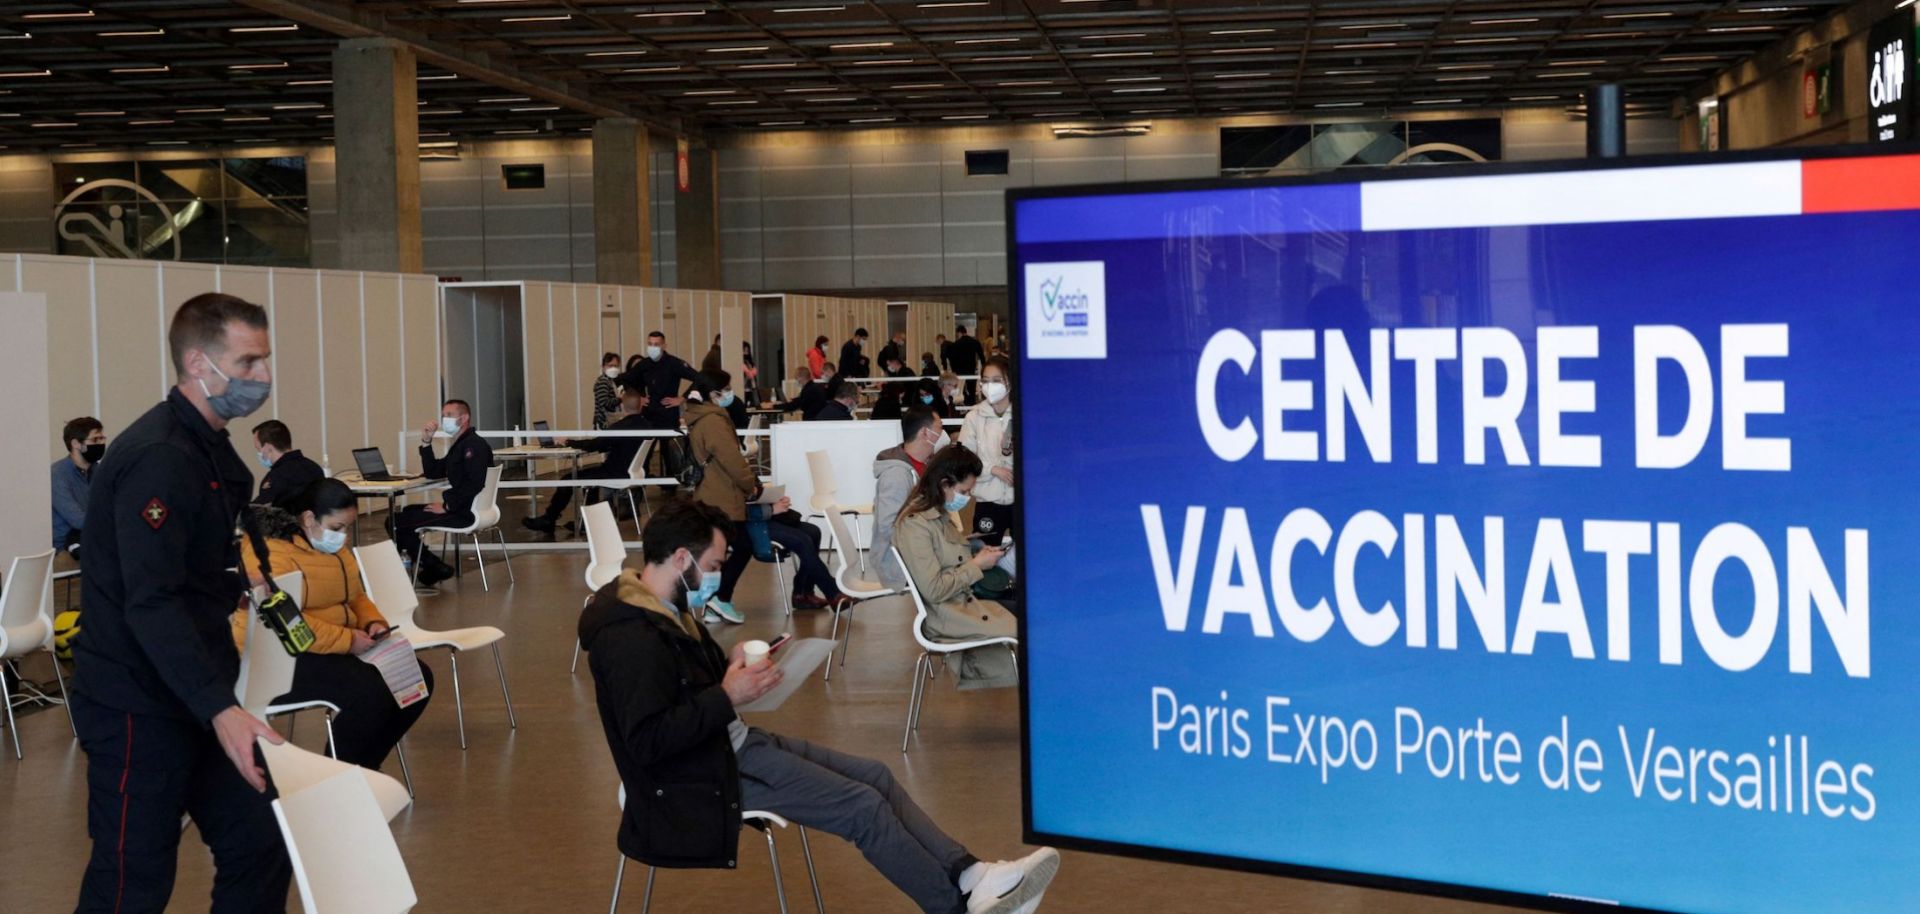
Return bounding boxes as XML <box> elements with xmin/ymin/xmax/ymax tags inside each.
<box><xmin>532</xmin><ymin>420</ymin><xmax>558</xmax><ymax>449</ymax></box>
<box><xmin>352</xmin><ymin>447</ymin><xmax>418</xmax><ymax>482</ymax></box>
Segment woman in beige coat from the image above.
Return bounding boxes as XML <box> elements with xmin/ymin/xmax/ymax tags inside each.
<box><xmin>893</xmin><ymin>445</ymin><xmax>1018</xmax><ymax>690</ymax></box>
<box><xmin>684</xmin><ymin>369</ymin><xmax>758</xmax><ymax>624</ymax></box>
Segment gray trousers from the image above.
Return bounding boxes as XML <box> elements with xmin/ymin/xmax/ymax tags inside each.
<box><xmin>738</xmin><ymin>729</ymin><xmax>971</xmax><ymax>914</ymax></box>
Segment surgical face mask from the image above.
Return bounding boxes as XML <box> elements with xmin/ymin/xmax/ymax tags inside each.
<box><xmin>311</xmin><ymin>525</ymin><xmax>348</xmax><ymax>555</ymax></box>
<box><xmin>646</xmin><ymin>345</ymin><xmax>663</xmax><ymax>360</ymax></box>
<box><xmin>680</xmin><ymin>559</ymin><xmax>722</xmax><ymax>609</ymax></box>
<box><xmin>604</xmin><ymin>366</ymin><xmax>620</xmax><ymax>379</ymax></box>
<box><xmin>944</xmin><ymin>490</ymin><xmax>972</xmax><ymax>512</ymax></box>
<box><xmin>934</xmin><ymin>431</ymin><xmax>951</xmax><ymax>451</ymax></box>
<box><xmin>981</xmin><ymin>380</ymin><xmax>1008</xmax><ymax>404</ymax></box>
<box><xmin>715</xmin><ymin>391</ymin><xmax>736</xmax><ymax>408</ymax></box>
<box><xmin>920</xmin><ymin>394</ymin><xmax>935</xmax><ymax>405</ymax></box>
<box><xmin>257</xmin><ymin>451</ymin><xmax>273</xmax><ymax>469</ymax></box>
<box><xmin>198</xmin><ymin>356</ymin><xmax>271</xmax><ymax>420</ymax></box>
<box><xmin>440</xmin><ymin>416</ymin><xmax>461</xmax><ymax>436</ymax></box>
<box><xmin>82</xmin><ymin>443</ymin><xmax>107</xmax><ymax>464</ymax></box>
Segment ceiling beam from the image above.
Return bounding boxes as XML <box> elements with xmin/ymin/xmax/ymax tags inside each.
<box><xmin>226</xmin><ymin>0</ymin><xmax>696</xmax><ymax>138</ymax></box>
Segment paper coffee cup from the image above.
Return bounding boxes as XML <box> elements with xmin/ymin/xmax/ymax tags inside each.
<box><xmin>742</xmin><ymin>639</ymin><xmax>771</xmax><ymax>667</ymax></box>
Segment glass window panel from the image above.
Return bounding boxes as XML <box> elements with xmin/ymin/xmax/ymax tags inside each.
<box><xmin>225</xmin><ymin>156</ymin><xmax>308</xmax><ymax>199</ymax></box>
<box><xmin>52</xmin><ymin>162</ymin><xmax>138</xmax><ymax>201</ymax></box>
<box><xmin>222</xmin><ymin>196</ymin><xmax>310</xmax><ymax>267</ymax></box>
<box><xmin>137</xmin><ymin>158</ymin><xmax>225</xmax><ymax>203</ymax></box>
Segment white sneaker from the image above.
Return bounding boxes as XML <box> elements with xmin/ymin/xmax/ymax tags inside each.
<box><xmin>703</xmin><ymin>600</ymin><xmax>745</xmax><ymax>624</ymax></box>
<box><xmin>966</xmin><ymin>848</ymin><xmax>1059</xmax><ymax>914</ymax></box>
<box><xmin>1010</xmin><ymin>895</ymin><xmax>1045</xmax><ymax>914</ymax></box>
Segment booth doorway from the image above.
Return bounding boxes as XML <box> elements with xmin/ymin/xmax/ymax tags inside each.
<box><xmin>442</xmin><ymin>284</ymin><xmax>526</xmax><ymax>432</ymax></box>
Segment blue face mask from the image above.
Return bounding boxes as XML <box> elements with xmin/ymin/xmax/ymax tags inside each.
<box><xmin>440</xmin><ymin>416</ymin><xmax>461</xmax><ymax>436</ymax></box>
<box><xmin>920</xmin><ymin>394</ymin><xmax>935</xmax><ymax>405</ymax></box>
<box><xmin>944</xmin><ymin>491</ymin><xmax>971</xmax><ymax>512</ymax></box>
<box><xmin>257</xmin><ymin>451</ymin><xmax>273</xmax><ymax>469</ymax></box>
<box><xmin>311</xmin><ymin>526</ymin><xmax>348</xmax><ymax>555</ymax></box>
<box><xmin>682</xmin><ymin>561</ymin><xmax>722</xmax><ymax>609</ymax></box>
<box><xmin>715</xmin><ymin>391</ymin><xmax>736</xmax><ymax>408</ymax></box>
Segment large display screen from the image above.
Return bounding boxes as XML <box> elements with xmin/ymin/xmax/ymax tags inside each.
<box><xmin>1011</xmin><ymin>148</ymin><xmax>1920</xmax><ymax>913</ymax></box>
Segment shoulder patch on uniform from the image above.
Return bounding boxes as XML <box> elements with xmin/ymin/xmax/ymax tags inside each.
<box><xmin>142</xmin><ymin>497</ymin><xmax>168</xmax><ymax>530</ymax></box>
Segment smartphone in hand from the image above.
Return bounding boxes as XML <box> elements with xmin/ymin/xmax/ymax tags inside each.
<box><xmin>767</xmin><ymin>632</ymin><xmax>794</xmax><ymax>654</ymax></box>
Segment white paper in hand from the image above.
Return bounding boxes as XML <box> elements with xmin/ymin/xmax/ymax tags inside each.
<box><xmin>357</xmin><ymin>634</ymin><xmax>430</xmax><ymax>708</ymax></box>
<box><xmin>735</xmin><ymin>638</ymin><xmax>835</xmax><ymax>714</ymax></box>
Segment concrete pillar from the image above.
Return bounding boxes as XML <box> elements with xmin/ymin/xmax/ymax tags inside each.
<box><xmin>1586</xmin><ymin>83</ymin><xmax>1626</xmax><ymax>158</ymax></box>
<box><xmin>593</xmin><ymin>118</ymin><xmax>652</xmax><ymax>286</ymax></box>
<box><xmin>675</xmin><ymin>145</ymin><xmax>722</xmax><ymax>289</ymax></box>
<box><xmin>330</xmin><ymin>38</ymin><xmax>422</xmax><ymax>274</ymax></box>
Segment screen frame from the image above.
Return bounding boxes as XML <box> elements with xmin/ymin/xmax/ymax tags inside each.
<box><xmin>1006</xmin><ymin>140</ymin><xmax>1920</xmax><ymax>914</ymax></box>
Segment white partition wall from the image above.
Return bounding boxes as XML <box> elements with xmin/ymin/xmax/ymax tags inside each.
<box><xmin>0</xmin><ymin>292</ymin><xmax>52</xmax><ymax>562</ymax></box>
<box><xmin>770</xmin><ymin>418</ymin><xmax>902</xmax><ymax>547</ymax></box>
<box><xmin>2</xmin><ymin>253</ymin><xmax>442</xmax><ymax>488</ymax></box>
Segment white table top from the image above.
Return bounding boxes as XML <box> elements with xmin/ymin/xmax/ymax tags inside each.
<box><xmin>495</xmin><ymin>445</ymin><xmax>585</xmax><ymax>458</ymax></box>
<box><xmin>335</xmin><ymin>473</ymin><xmax>444</xmax><ymax>494</ymax></box>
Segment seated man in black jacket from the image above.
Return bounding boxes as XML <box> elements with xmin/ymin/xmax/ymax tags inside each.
<box><xmin>250</xmin><ymin>419</ymin><xmax>323</xmax><ymax>510</ymax></box>
<box><xmin>809</xmin><ymin>379</ymin><xmax>858</xmax><ymax>421</ymax></box>
<box><xmin>522</xmin><ymin>386</ymin><xmax>656</xmax><ymax>534</ymax></box>
<box><xmin>781</xmin><ymin>363</ymin><xmax>836</xmax><ymax>419</ymax></box>
<box><xmin>579</xmin><ymin>499</ymin><xmax>1059</xmax><ymax>914</ymax></box>
<box><xmin>391</xmin><ymin>399</ymin><xmax>495</xmax><ymax>586</ymax></box>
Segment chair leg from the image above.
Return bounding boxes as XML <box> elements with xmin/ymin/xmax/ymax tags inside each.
<box><xmin>323</xmin><ymin>711</ymin><xmax>337</xmax><ymax>760</ymax></box>
<box><xmin>448</xmin><ymin>532</ymin><xmax>462</xmax><ymax>579</ymax></box>
<box><xmin>394</xmin><ymin>738</ymin><xmax>415</xmax><ymax>798</ymax></box>
<box><xmin>492</xmin><ymin>642</ymin><xmax>518</xmax><ymax>730</ymax></box>
<box><xmin>496</xmin><ymin>528</ymin><xmax>516</xmax><ymax>584</ymax></box>
<box><xmin>472</xmin><ymin>533</ymin><xmax>490</xmax><ymax>591</ymax></box>
<box><xmin>625</xmin><ymin>490</ymin><xmax>643</xmax><ymax>540</ymax></box>
<box><xmin>2</xmin><ymin>663</ymin><xmax>20</xmax><ymax>760</ymax></box>
<box><xmin>901</xmin><ymin>653</ymin><xmax>927</xmax><ymax>753</ymax></box>
<box><xmin>570</xmin><ymin>638</ymin><xmax>583</xmax><ymax>675</ymax></box>
<box><xmin>641</xmin><ymin>866</ymin><xmax>655</xmax><ymax>914</ymax></box>
<box><xmin>823</xmin><ymin>606</ymin><xmax>842</xmax><ymax>683</ymax></box>
<box><xmin>798</xmin><ymin>826</ymin><xmax>826</xmax><ymax>914</ymax></box>
<box><xmin>412</xmin><ymin>538</ymin><xmax>427</xmax><ymax>586</ymax></box>
<box><xmin>765</xmin><ymin>827</ymin><xmax>791</xmax><ymax>914</ymax></box>
<box><xmin>50</xmin><ymin>651</ymin><xmax>75</xmax><ymax>738</ymax></box>
<box><xmin>449</xmin><ymin>652</ymin><xmax>468</xmax><ymax>751</ymax></box>
<box><xmin>609</xmin><ymin>855</ymin><xmax>625</xmax><ymax>914</ymax></box>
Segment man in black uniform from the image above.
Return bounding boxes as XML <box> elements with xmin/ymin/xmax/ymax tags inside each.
<box><xmin>249</xmin><ymin>419</ymin><xmax>323</xmax><ymax>511</ymax></box>
<box><xmin>392</xmin><ymin>399</ymin><xmax>496</xmax><ymax>586</ymax></box>
<box><xmin>949</xmin><ymin>325</ymin><xmax>985</xmax><ymax>403</ymax></box>
<box><xmin>521</xmin><ymin>386</ymin><xmax>657</xmax><ymax>534</ymax></box>
<box><xmin>634</xmin><ymin>330</ymin><xmax>701</xmax><ymax>430</ymax></box>
<box><xmin>71</xmin><ymin>292</ymin><xmax>291</xmax><ymax>913</ymax></box>
<box><xmin>838</xmin><ymin>327</ymin><xmax>870</xmax><ymax>380</ymax></box>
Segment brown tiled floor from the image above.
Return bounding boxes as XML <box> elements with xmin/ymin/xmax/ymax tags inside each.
<box><xmin>1</xmin><ymin>546</ymin><xmax>1529</xmax><ymax>913</ymax></box>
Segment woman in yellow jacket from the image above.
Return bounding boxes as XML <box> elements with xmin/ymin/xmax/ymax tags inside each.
<box><xmin>684</xmin><ymin>368</ymin><xmax>760</xmax><ymax>624</ymax></box>
<box><xmin>893</xmin><ymin>445</ymin><xmax>1018</xmax><ymax>690</ymax></box>
<box><xmin>237</xmin><ymin>478</ymin><xmax>433</xmax><ymax>769</ymax></box>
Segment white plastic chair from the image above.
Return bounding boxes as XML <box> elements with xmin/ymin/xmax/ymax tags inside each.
<box><xmin>616</xmin><ymin>440</ymin><xmax>656</xmax><ymax>539</ymax></box>
<box><xmin>891</xmin><ymin>547</ymin><xmax>1018</xmax><ymax>754</ymax></box>
<box><xmin>0</xmin><ymin>549</ymin><xmax>68</xmax><ymax>758</ymax></box>
<box><xmin>413</xmin><ymin>465</ymin><xmax>514</xmax><ymax>591</ymax></box>
<box><xmin>237</xmin><ymin>571</ymin><xmax>417</xmax><ymax>796</ymax></box>
<box><xmin>610</xmin><ymin>784</ymin><xmax>824</xmax><ymax>914</ymax></box>
<box><xmin>359</xmin><ymin>542</ymin><xmax>516</xmax><ymax>750</ymax></box>
<box><xmin>261</xmin><ymin>737</ymin><xmax>412</xmax><ymax>823</ymax></box>
<box><xmin>804</xmin><ymin>450</ymin><xmax>872</xmax><ymax>577</ymax></box>
<box><xmin>572</xmin><ymin>502</ymin><xmax>627</xmax><ymax>674</ymax></box>
<box><xmin>271</xmin><ymin>766</ymin><xmax>417</xmax><ymax>914</ymax></box>
<box><xmin>818</xmin><ymin>511</ymin><xmax>895</xmax><ymax>683</ymax></box>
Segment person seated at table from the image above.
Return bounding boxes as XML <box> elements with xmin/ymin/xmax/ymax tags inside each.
<box><xmin>938</xmin><ymin>371</ymin><xmax>966</xmax><ymax>409</ymax></box>
<box><xmin>392</xmin><ymin>399</ymin><xmax>495</xmax><ymax>586</ymax></box>
<box><xmin>919</xmin><ymin>351</ymin><xmax>940</xmax><ymax>378</ymax></box>
<box><xmin>787</xmin><ymin>363</ymin><xmax>837</xmax><ymax>419</ymax></box>
<box><xmin>893</xmin><ymin>446</ymin><xmax>1017</xmax><ymax>690</ymax></box>
<box><xmin>52</xmin><ymin>416</ymin><xmax>106</xmax><ymax>558</ymax></box>
<box><xmin>811</xmin><ymin>380</ymin><xmax>858</xmax><ymax>422</ymax></box>
<box><xmin>578</xmin><ymin>497</ymin><xmax>1059</xmax><ymax>914</ymax></box>
<box><xmin>250</xmin><ymin>419</ymin><xmax>324</xmax><ymax>511</ymax></box>
<box><xmin>915</xmin><ymin>378</ymin><xmax>956</xmax><ymax>420</ymax></box>
<box><xmin>235</xmin><ymin>479</ymin><xmax>433</xmax><ymax>770</ymax></box>
<box><xmin>522</xmin><ymin>387</ymin><xmax>656</xmax><ymax>535</ymax></box>
<box><xmin>870</xmin><ymin>380</ymin><xmax>907</xmax><ymax>421</ymax></box>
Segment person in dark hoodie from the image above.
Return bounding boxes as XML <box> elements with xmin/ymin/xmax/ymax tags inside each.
<box><xmin>578</xmin><ymin>498</ymin><xmax>1059</xmax><ymax>914</ymax></box>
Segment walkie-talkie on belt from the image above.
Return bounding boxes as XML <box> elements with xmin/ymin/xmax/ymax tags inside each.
<box><xmin>240</xmin><ymin>507</ymin><xmax>315</xmax><ymax>656</ymax></box>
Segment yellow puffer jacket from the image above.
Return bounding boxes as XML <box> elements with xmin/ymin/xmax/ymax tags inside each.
<box><xmin>232</xmin><ymin>534</ymin><xmax>389</xmax><ymax>655</ymax></box>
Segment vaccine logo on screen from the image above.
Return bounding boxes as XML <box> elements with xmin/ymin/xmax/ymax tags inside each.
<box><xmin>1025</xmin><ymin>261</ymin><xmax>1107</xmax><ymax>359</ymax></box>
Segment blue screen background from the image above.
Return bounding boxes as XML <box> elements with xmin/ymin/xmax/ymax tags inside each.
<box><xmin>1014</xmin><ymin>183</ymin><xmax>1920</xmax><ymax>914</ymax></box>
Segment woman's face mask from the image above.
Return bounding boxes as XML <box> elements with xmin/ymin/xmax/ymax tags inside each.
<box><xmin>920</xmin><ymin>394</ymin><xmax>936</xmax><ymax>405</ymax></box>
<box><xmin>715</xmin><ymin>390</ymin><xmax>736</xmax><ymax>408</ymax></box>
<box><xmin>306</xmin><ymin>513</ymin><xmax>351</xmax><ymax>554</ymax></box>
<box><xmin>604</xmin><ymin>366</ymin><xmax>620</xmax><ymax>379</ymax></box>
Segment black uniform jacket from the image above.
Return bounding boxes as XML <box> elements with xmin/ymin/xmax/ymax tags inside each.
<box><xmin>74</xmin><ymin>389</ymin><xmax>254</xmax><ymax>724</ymax></box>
